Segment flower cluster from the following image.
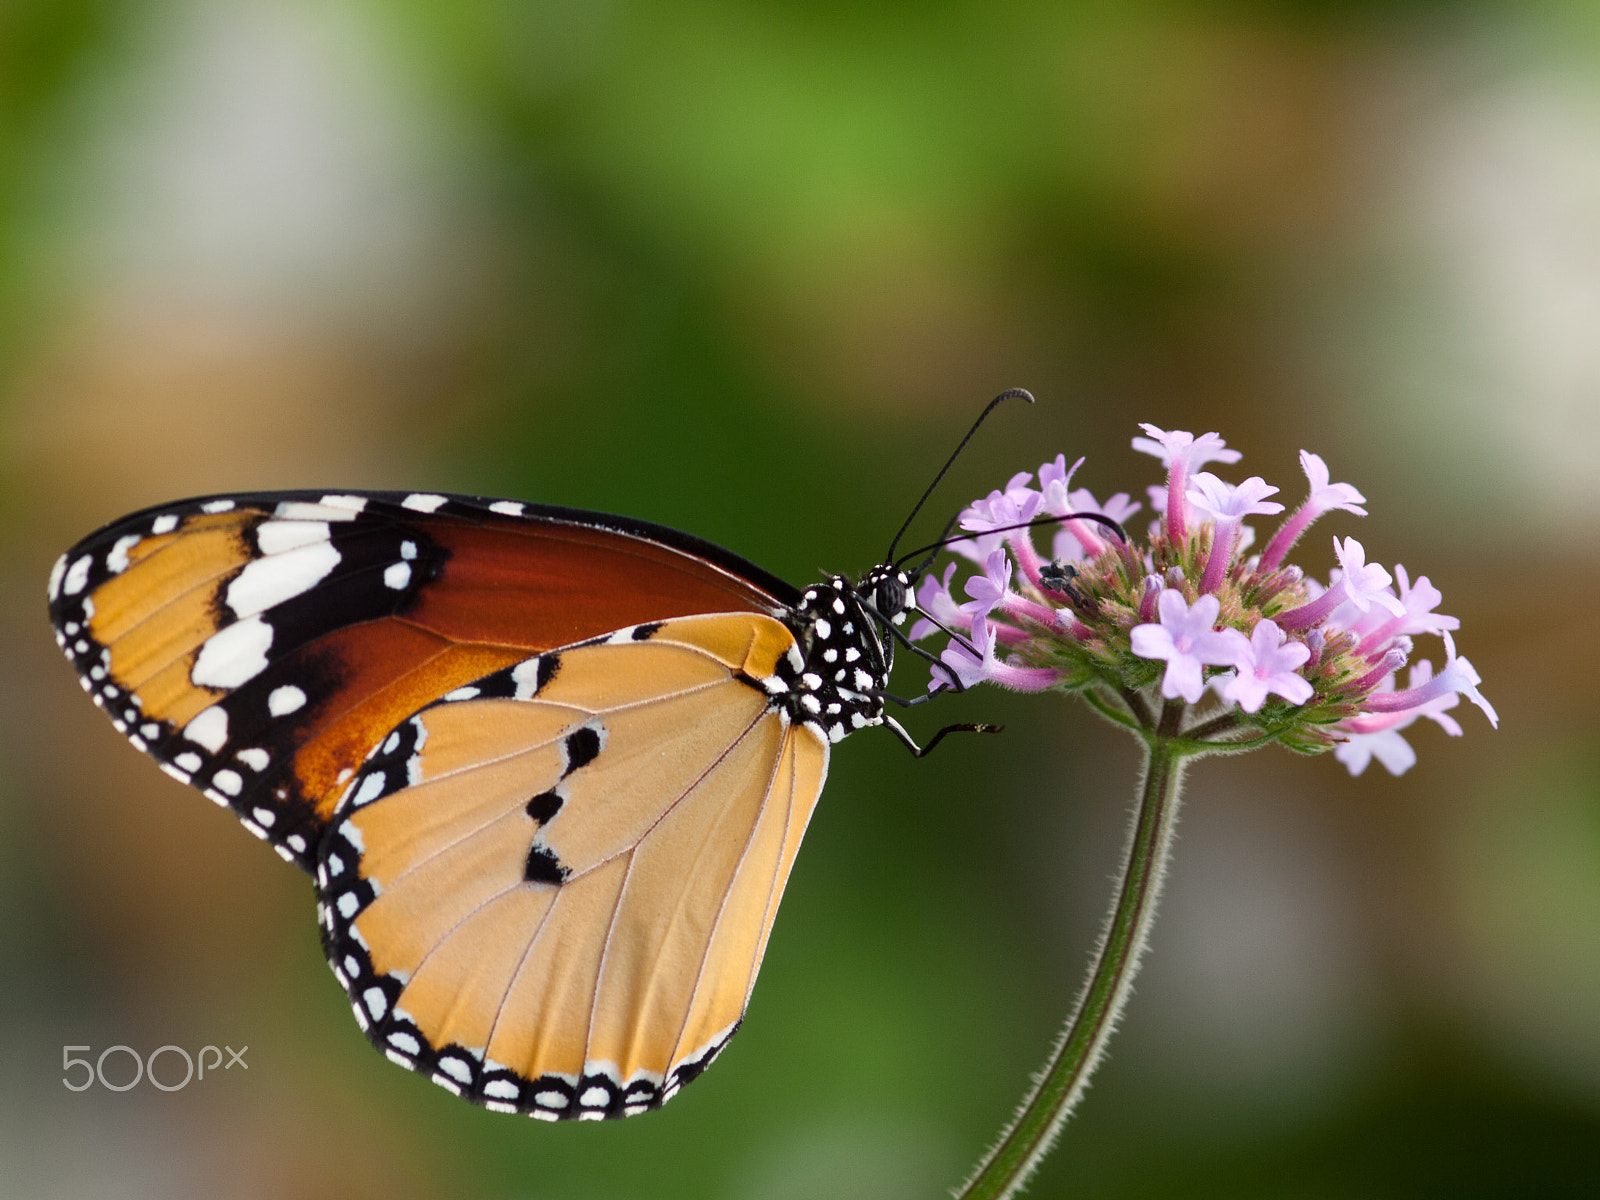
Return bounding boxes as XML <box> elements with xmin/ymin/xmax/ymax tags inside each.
<box><xmin>910</xmin><ymin>424</ymin><xmax>1496</xmax><ymax>773</ymax></box>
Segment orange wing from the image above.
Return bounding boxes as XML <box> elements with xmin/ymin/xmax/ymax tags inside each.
<box><xmin>48</xmin><ymin>491</ymin><xmax>798</xmax><ymax>870</ymax></box>
<box><xmin>317</xmin><ymin>613</ymin><xmax>829</xmax><ymax>1120</ymax></box>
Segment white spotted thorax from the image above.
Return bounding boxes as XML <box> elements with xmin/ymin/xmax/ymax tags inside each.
<box><xmin>775</xmin><ymin>566</ymin><xmax>914</xmax><ymax>745</ymax></box>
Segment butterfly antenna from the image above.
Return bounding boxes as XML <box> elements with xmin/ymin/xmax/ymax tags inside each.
<box><xmin>894</xmin><ymin>511</ymin><xmax>1127</xmax><ymax>570</ymax></box>
<box><xmin>907</xmin><ymin>510</ymin><xmax>964</xmax><ymax>582</ymax></box>
<box><xmin>883</xmin><ymin>387</ymin><xmax>1035</xmax><ymax>565</ymax></box>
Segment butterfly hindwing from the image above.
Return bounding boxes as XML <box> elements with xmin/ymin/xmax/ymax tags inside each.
<box><xmin>47</xmin><ymin>491</ymin><xmax>796</xmax><ymax>869</ymax></box>
<box><xmin>316</xmin><ymin>613</ymin><xmax>830</xmax><ymax>1119</ymax></box>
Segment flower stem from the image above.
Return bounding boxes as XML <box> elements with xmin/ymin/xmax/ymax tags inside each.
<box><xmin>953</xmin><ymin>737</ymin><xmax>1188</xmax><ymax>1200</ymax></box>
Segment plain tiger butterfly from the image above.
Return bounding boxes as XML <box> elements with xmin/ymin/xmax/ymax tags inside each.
<box><xmin>45</xmin><ymin>394</ymin><xmax>1076</xmax><ymax>1122</ymax></box>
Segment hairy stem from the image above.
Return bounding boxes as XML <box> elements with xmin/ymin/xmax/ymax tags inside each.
<box><xmin>952</xmin><ymin>738</ymin><xmax>1188</xmax><ymax>1200</ymax></box>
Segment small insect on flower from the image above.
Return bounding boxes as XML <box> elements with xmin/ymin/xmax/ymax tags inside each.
<box><xmin>914</xmin><ymin>424</ymin><xmax>1496</xmax><ymax>773</ymax></box>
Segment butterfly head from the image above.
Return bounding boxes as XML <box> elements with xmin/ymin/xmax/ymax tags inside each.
<box><xmin>855</xmin><ymin>565</ymin><xmax>914</xmax><ymax>628</ymax></box>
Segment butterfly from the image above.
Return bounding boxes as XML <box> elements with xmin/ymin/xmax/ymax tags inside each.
<box><xmin>45</xmin><ymin>408</ymin><xmax>1027</xmax><ymax>1121</ymax></box>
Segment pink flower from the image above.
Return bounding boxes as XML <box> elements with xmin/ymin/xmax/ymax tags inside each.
<box><xmin>1354</xmin><ymin>566</ymin><xmax>1458</xmax><ymax>655</ymax></box>
<box><xmin>938</xmin><ymin>617</ymin><xmax>998</xmax><ymax>690</ymax></box>
<box><xmin>1333</xmin><ymin>537</ymin><xmax>1407</xmax><ymax>618</ymax></box>
<box><xmin>961</xmin><ymin>550</ymin><xmax>1014</xmax><ymax>630</ymax></box>
<box><xmin>1363</xmin><ymin>632</ymin><xmax>1497</xmax><ymax>727</ymax></box>
<box><xmin>1222</xmin><ymin>619</ymin><xmax>1312</xmax><ymax>713</ymax></box>
<box><xmin>1186</xmin><ymin>473</ymin><xmax>1285</xmax><ymax>593</ymax></box>
<box><xmin>1132</xmin><ymin>425</ymin><xmax>1241</xmax><ymax>544</ymax></box>
<box><xmin>1186</xmin><ymin>473</ymin><xmax>1285</xmax><ymax>523</ymax></box>
<box><xmin>1260</xmin><ymin>452</ymin><xmax>1367</xmax><ymax>571</ymax></box>
<box><xmin>1131</xmin><ymin>426</ymin><xmax>1241</xmax><ymax>471</ymax></box>
<box><xmin>960</xmin><ymin>475</ymin><xmax>1048</xmax><ymax>582</ymax></box>
<box><xmin>961</xmin><ymin>474</ymin><xmax>1041</xmax><ymax>533</ymax></box>
<box><xmin>1335</xmin><ymin>662</ymin><xmax>1464</xmax><ymax>775</ymax></box>
<box><xmin>1130</xmin><ymin>591</ymin><xmax>1249</xmax><ymax>703</ymax></box>
<box><xmin>909</xmin><ymin>562</ymin><xmax>966</xmax><ymax>642</ymax></box>
<box><xmin>1051</xmin><ymin>487</ymin><xmax>1142</xmax><ymax>562</ymax></box>
<box><xmin>1037</xmin><ymin>454</ymin><xmax>1086</xmax><ymax>516</ymax></box>
<box><xmin>936</xmin><ymin>615</ymin><xmax>1062</xmax><ymax>694</ymax></box>
<box><xmin>1278</xmin><ymin>537</ymin><xmax>1405</xmax><ymax>631</ymax></box>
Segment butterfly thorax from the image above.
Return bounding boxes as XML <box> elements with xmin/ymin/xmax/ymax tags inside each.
<box><xmin>778</xmin><ymin>566</ymin><xmax>912</xmax><ymax>745</ymax></box>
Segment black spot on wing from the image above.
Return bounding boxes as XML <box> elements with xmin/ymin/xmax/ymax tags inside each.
<box><xmin>524</xmin><ymin>844</ymin><xmax>569</xmax><ymax>885</ymax></box>
<box><xmin>631</xmin><ymin>622</ymin><xmax>663</xmax><ymax>641</ymax></box>
<box><xmin>525</xmin><ymin>791</ymin><xmax>563</xmax><ymax>824</ymax></box>
<box><xmin>562</xmin><ymin>726</ymin><xmax>601</xmax><ymax>775</ymax></box>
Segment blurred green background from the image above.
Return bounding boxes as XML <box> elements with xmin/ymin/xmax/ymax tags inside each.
<box><xmin>2</xmin><ymin>1</ymin><xmax>1598</xmax><ymax>1196</ymax></box>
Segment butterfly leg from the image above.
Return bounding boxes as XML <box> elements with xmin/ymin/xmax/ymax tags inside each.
<box><xmin>882</xmin><ymin>715</ymin><xmax>1003</xmax><ymax>758</ymax></box>
<box><xmin>863</xmin><ymin>602</ymin><xmax>976</xmax><ymax>694</ymax></box>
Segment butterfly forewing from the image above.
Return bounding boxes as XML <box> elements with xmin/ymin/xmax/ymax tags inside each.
<box><xmin>48</xmin><ymin>491</ymin><xmax>796</xmax><ymax>869</ymax></box>
<box><xmin>317</xmin><ymin>614</ymin><xmax>831</xmax><ymax>1119</ymax></box>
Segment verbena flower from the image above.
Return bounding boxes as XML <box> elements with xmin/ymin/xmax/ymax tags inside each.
<box><xmin>916</xmin><ymin>424</ymin><xmax>1496</xmax><ymax>774</ymax></box>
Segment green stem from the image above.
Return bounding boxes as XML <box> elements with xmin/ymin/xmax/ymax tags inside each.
<box><xmin>1082</xmin><ymin>689</ymin><xmax>1141</xmax><ymax>732</ymax></box>
<box><xmin>953</xmin><ymin>738</ymin><xmax>1188</xmax><ymax>1200</ymax></box>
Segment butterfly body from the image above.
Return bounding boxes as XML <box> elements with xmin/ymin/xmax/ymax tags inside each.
<box><xmin>49</xmin><ymin>489</ymin><xmax>916</xmax><ymax>1120</ymax></box>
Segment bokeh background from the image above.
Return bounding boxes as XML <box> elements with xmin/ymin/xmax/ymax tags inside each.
<box><xmin>2</xmin><ymin>1</ymin><xmax>1598</xmax><ymax>1197</ymax></box>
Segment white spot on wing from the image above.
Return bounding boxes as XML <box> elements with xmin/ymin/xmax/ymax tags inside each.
<box><xmin>274</xmin><ymin>501</ymin><xmax>360</xmax><ymax>522</ymax></box>
<box><xmin>318</xmin><ymin>494</ymin><xmax>368</xmax><ymax>513</ymax></box>
<box><xmin>151</xmin><ymin>514</ymin><xmax>180</xmax><ymax>535</ymax></box>
<box><xmin>184</xmin><ymin>705</ymin><xmax>229</xmax><ymax>752</ymax></box>
<box><xmin>212</xmin><ymin>769</ymin><xmax>243</xmax><ymax>796</ymax></box>
<box><xmin>488</xmin><ymin>501</ymin><xmax>525</xmax><ymax>516</ymax></box>
<box><xmin>174</xmin><ymin>752</ymin><xmax>203</xmax><ymax>772</ymax></box>
<box><xmin>227</xmin><ymin>542</ymin><xmax>340</xmax><ymax>616</ymax></box>
<box><xmin>255</xmin><ymin>520</ymin><xmax>331</xmax><ymax>555</ymax></box>
<box><xmin>236</xmin><ymin>747</ymin><xmax>270</xmax><ymax>771</ymax></box>
<box><xmin>402</xmin><ymin>493</ymin><xmax>447</xmax><ymax>512</ymax></box>
<box><xmin>267</xmin><ymin>685</ymin><xmax>306</xmax><ymax>716</ymax></box>
<box><xmin>192</xmin><ymin>618</ymin><xmax>273</xmax><ymax>688</ymax></box>
<box><xmin>201</xmin><ymin>499</ymin><xmax>235</xmax><ymax>514</ymax></box>
<box><xmin>512</xmin><ymin>658</ymin><xmax>543</xmax><ymax>699</ymax></box>
<box><xmin>351</xmin><ymin>772</ymin><xmax>385</xmax><ymax>807</ymax></box>
<box><xmin>107</xmin><ymin>534</ymin><xmax>142</xmax><ymax>574</ymax></box>
<box><xmin>383</xmin><ymin>561</ymin><xmax>411</xmax><ymax>590</ymax></box>
<box><xmin>48</xmin><ymin>554</ymin><xmax>67</xmax><ymax>601</ymax></box>
<box><xmin>63</xmin><ymin>556</ymin><xmax>92</xmax><ymax>596</ymax></box>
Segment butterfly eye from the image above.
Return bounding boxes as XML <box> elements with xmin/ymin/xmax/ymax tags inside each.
<box><xmin>874</xmin><ymin>576</ymin><xmax>906</xmax><ymax>619</ymax></box>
